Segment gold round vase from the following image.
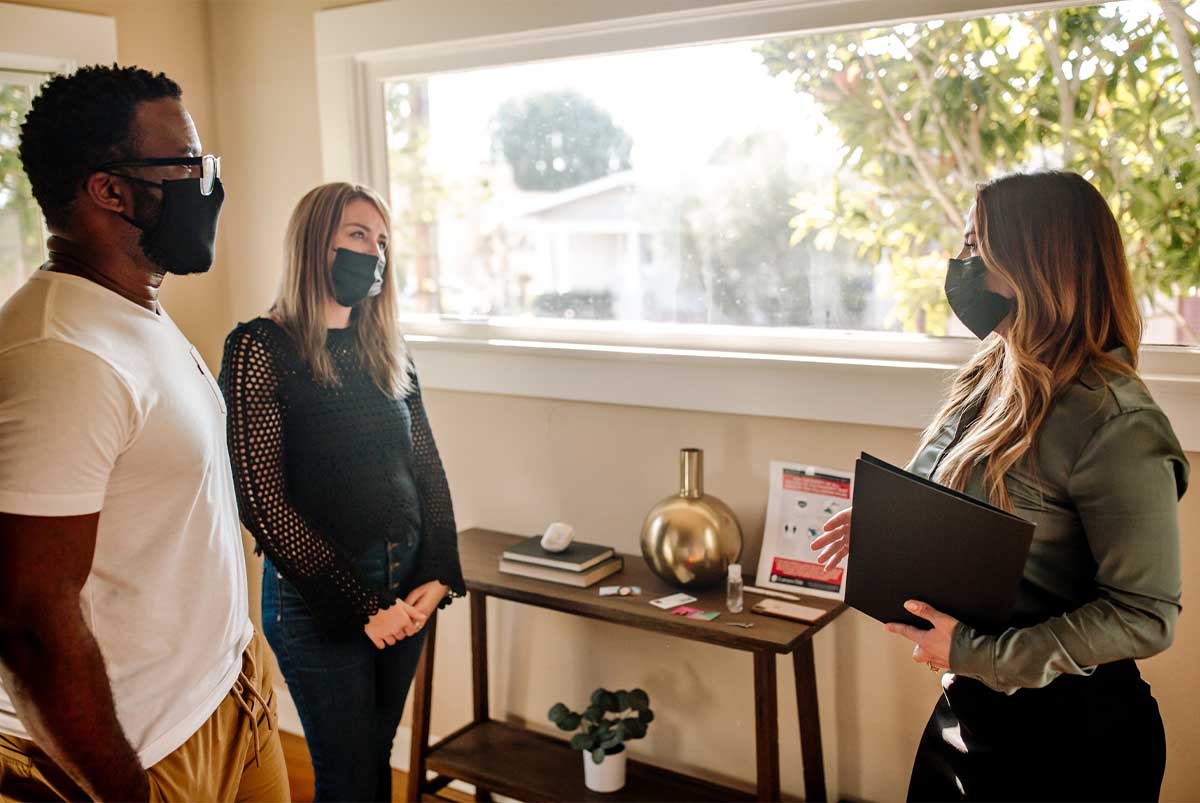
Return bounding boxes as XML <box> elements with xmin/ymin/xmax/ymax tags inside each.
<box><xmin>640</xmin><ymin>448</ymin><xmax>744</xmax><ymax>590</ymax></box>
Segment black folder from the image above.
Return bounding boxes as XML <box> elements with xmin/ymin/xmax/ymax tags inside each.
<box><xmin>845</xmin><ymin>453</ymin><xmax>1034</xmax><ymax>633</ymax></box>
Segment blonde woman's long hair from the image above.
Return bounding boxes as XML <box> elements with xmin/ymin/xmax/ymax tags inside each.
<box><xmin>916</xmin><ymin>170</ymin><xmax>1142</xmax><ymax>510</ymax></box>
<box><xmin>272</xmin><ymin>182</ymin><xmax>412</xmax><ymax>398</ymax></box>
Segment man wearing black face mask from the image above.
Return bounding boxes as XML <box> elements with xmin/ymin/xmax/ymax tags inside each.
<box><xmin>0</xmin><ymin>66</ymin><xmax>286</xmax><ymax>802</ymax></box>
<box><xmin>92</xmin><ymin>151</ymin><xmax>224</xmax><ymax>275</ymax></box>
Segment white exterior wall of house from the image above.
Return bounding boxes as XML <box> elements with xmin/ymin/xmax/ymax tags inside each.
<box><xmin>486</xmin><ymin>174</ymin><xmax>670</xmax><ymax>320</ymax></box>
<box><xmin>430</xmin><ymin>166</ymin><xmax>904</xmax><ymax>330</ymax></box>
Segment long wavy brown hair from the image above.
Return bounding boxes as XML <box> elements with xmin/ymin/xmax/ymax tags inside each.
<box><xmin>271</xmin><ymin>182</ymin><xmax>412</xmax><ymax>398</ymax></box>
<box><xmin>916</xmin><ymin>170</ymin><xmax>1142</xmax><ymax>509</ymax></box>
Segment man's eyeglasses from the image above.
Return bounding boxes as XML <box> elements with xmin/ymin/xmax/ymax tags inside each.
<box><xmin>94</xmin><ymin>155</ymin><xmax>222</xmax><ymax>196</ymax></box>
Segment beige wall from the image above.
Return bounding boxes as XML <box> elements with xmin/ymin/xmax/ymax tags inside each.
<box><xmin>423</xmin><ymin>392</ymin><xmax>1200</xmax><ymax>802</ymax></box>
<box><xmin>8</xmin><ymin>0</ymin><xmax>1200</xmax><ymax>800</ymax></box>
<box><xmin>206</xmin><ymin>0</ymin><xmax>361</xmax><ymax>336</ymax></box>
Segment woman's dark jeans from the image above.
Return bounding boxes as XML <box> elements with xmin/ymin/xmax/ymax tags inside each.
<box><xmin>263</xmin><ymin>533</ymin><xmax>425</xmax><ymax>802</ymax></box>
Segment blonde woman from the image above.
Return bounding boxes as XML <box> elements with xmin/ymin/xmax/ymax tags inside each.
<box><xmin>219</xmin><ymin>183</ymin><xmax>465</xmax><ymax>801</ymax></box>
<box><xmin>812</xmin><ymin>171</ymin><xmax>1187</xmax><ymax>802</ymax></box>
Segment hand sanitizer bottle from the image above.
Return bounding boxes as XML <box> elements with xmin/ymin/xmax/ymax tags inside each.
<box><xmin>726</xmin><ymin>563</ymin><xmax>744</xmax><ymax>613</ymax></box>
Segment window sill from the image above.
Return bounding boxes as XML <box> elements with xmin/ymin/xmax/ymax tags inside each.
<box><xmin>406</xmin><ymin>332</ymin><xmax>1200</xmax><ymax>452</ymax></box>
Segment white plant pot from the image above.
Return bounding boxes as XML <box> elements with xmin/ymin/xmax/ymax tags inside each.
<box><xmin>583</xmin><ymin>745</ymin><xmax>627</xmax><ymax>793</ymax></box>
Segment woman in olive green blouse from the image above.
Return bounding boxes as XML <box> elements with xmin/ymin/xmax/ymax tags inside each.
<box><xmin>812</xmin><ymin>170</ymin><xmax>1188</xmax><ymax>802</ymax></box>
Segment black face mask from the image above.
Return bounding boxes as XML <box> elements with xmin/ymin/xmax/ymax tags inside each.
<box><xmin>330</xmin><ymin>247</ymin><xmax>385</xmax><ymax>307</ymax></box>
<box><xmin>945</xmin><ymin>256</ymin><xmax>1013</xmax><ymax>339</ymax></box>
<box><xmin>120</xmin><ymin>177</ymin><xmax>224</xmax><ymax>275</ymax></box>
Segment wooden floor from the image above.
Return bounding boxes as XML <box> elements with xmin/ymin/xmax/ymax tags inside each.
<box><xmin>278</xmin><ymin>731</ymin><xmax>320</xmax><ymax>803</ymax></box>
<box><xmin>280</xmin><ymin>731</ymin><xmax>471</xmax><ymax>803</ymax></box>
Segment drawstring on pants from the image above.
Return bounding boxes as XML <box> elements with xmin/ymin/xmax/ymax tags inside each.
<box><xmin>230</xmin><ymin>646</ymin><xmax>274</xmax><ymax>768</ymax></box>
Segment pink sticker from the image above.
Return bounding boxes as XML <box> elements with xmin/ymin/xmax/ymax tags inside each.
<box><xmin>670</xmin><ymin>605</ymin><xmax>702</xmax><ymax>616</ymax></box>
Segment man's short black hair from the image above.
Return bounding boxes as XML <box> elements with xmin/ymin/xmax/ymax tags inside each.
<box><xmin>18</xmin><ymin>64</ymin><xmax>182</xmax><ymax>231</ymax></box>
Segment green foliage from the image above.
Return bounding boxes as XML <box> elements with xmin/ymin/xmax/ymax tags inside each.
<box><xmin>386</xmin><ymin>79</ymin><xmax>493</xmax><ymax>313</ymax></box>
<box><xmin>756</xmin><ymin>1</ymin><xmax>1200</xmax><ymax>336</ymax></box>
<box><xmin>548</xmin><ymin>687</ymin><xmax>654</xmax><ymax>765</ymax></box>
<box><xmin>0</xmin><ymin>81</ymin><xmax>45</xmax><ymax>284</ymax></box>
<box><xmin>493</xmin><ymin>90</ymin><xmax>633</xmax><ymax>191</ymax></box>
<box><xmin>671</xmin><ymin>133</ymin><xmax>817</xmax><ymax>326</ymax></box>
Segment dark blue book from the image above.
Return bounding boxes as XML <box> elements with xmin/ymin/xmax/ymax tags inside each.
<box><xmin>501</xmin><ymin>536</ymin><xmax>616</xmax><ymax>572</ymax></box>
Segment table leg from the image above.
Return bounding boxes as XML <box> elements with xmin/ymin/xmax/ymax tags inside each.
<box><xmin>471</xmin><ymin>593</ymin><xmax>492</xmax><ymax>802</ymax></box>
<box><xmin>753</xmin><ymin>651</ymin><xmax>781</xmax><ymax>801</ymax></box>
<box><xmin>405</xmin><ymin>612</ymin><xmax>438</xmax><ymax>802</ymax></box>
<box><xmin>793</xmin><ymin>640</ymin><xmax>827</xmax><ymax>802</ymax></box>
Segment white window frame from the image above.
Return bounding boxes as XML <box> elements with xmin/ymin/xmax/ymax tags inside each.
<box><xmin>314</xmin><ymin>0</ymin><xmax>1200</xmax><ymax>450</ymax></box>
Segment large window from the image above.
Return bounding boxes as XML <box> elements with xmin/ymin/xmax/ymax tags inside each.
<box><xmin>0</xmin><ymin>70</ymin><xmax>46</xmax><ymax>303</ymax></box>
<box><xmin>382</xmin><ymin>0</ymin><xmax>1199</xmax><ymax>346</ymax></box>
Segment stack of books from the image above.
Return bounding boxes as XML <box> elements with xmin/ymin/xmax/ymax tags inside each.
<box><xmin>499</xmin><ymin>536</ymin><xmax>624</xmax><ymax>587</ymax></box>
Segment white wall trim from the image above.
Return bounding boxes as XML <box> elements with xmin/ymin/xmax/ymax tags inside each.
<box><xmin>398</xmin><ymin>315</ymin><xmax>1200</xmax><ymax>374</ymax></box>
<box><xmin>316</xmin><ymin>0</ymin><xmax>1079</xmax><ymax>64</ymax></box>
<box><xmin>408</xmin><ymin>335</ymin><xmax>1200</xmax><ymax>453</ymax></box>
<box><xmin>0</xmin><ymin>2</ymin><xmax>117</xmax><ymax>73</ymax></box>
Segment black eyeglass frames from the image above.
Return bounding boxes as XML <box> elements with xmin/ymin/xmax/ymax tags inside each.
<box><xmin>93</xmin><ymin>155</ymin><xmax>221</xmax><ymax>196</ymax></box>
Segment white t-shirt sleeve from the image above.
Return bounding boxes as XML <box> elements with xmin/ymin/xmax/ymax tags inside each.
<box><xmin>0</xmin><ymin>340</ymin><xmax>140</xmax><ymax>516</ymax></box>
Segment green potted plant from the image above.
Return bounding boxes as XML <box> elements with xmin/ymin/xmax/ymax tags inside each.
<box><xmin>548</xmin><ymin>687</ymin><xmax>655</xmax><ymax>793</ymax></box>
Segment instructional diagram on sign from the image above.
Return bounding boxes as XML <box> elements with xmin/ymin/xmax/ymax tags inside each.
<box><xmin>756</xmin><ymin>461</ymin><xmax>853</xmax><ymax>600</ymax></box>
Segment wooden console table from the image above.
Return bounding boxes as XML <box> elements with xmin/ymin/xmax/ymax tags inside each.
<box><xmin>406</xmin><ymin>528</ymin><xmax>846</xmax><ymax>802</ymax></box>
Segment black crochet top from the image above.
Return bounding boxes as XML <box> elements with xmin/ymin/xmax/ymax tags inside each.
<box><xmin>218</xmin><ymin>317</ymin><xmax>465</xmax><ymax>630</ymax></box>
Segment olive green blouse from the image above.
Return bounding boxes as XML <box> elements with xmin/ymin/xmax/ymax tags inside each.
<box><xmin>909</xmin><ymin>347</ymin><xmax>1190</xmax><ymax>694</ymax></box>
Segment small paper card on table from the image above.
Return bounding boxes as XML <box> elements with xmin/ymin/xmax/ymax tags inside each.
<box><xmin>669</xmin><ymin>605</ymin><xmax>703</xmax><ymax>616</ymax></box>
<box><xmin>667</xmin><ymin>605</ymin><xmax>720</xmax><ymax>621</ymax></box>
<box><xmin>751</xmin><ymin>598</ymin><xmax>826</xmax><ymax>623</ymax></box>
<box><xmin>686</xmin><ymin>611</ymin><xmax>720</xmax><ymax>621</ymax></box>
<box><xmin>650</xmin><ymin>593</ymin><xmax>698</xmax><ymax>609</ymax></box>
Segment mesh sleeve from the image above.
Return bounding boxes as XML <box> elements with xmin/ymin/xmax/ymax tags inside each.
<box><xmin>219</xmin><ymin>324</ymin><xmax>394</xmax><ymax>627</ymax></box>
<box><xmin>405</xmin><ymin>368</ymin><xmax>467</xmax><ymax>608</ymax></box>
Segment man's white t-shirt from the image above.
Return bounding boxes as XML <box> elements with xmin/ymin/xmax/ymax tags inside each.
<box><xmin>0</xmin><ymin>270</ymin><xmax>252</xmax><ymax>768</ymax></box>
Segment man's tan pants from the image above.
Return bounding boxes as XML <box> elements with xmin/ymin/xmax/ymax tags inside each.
<box><xmin>0</xmin><ymin>631</ymin><xmax>289</xmax><ymax>802</ymax></box>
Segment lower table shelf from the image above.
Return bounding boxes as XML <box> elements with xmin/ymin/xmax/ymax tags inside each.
<box><xmin>425</xmin><ymin>719</ymin><xmax>756</xmax><ymax>802</ymax></box>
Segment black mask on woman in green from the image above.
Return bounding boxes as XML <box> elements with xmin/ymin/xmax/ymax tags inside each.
<box><xmin>945</xmin><ymin>256</ymin><xmax>1013</xmax><ymax>339</ymax></box>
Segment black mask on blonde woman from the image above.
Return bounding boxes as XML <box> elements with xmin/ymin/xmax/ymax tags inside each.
<box><xmin>330</xmin><ymin>247</ymin><xmax>385</xmax><ymax>307</ymax></box>
<box><xmin>945</xmin><ymin>256</ymin><xmax>1013</xmax><ymax>339</ymax></box>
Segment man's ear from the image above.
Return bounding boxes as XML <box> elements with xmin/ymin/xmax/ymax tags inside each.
<box><xmin>83</xmin><ymin>171</ymin><xmax>131</xmax><ymax>217</ymax></box>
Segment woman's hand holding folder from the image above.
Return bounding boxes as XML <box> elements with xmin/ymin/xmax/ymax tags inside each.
<box><xmin>813</xmin><ymin>507</ymin><xmax>957</xmax><ymax>672</ymax></box>
<box><xmin>888</xmin><ymin>600</ymin><xmax>958</xmax><ymax>672</ymax></box>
